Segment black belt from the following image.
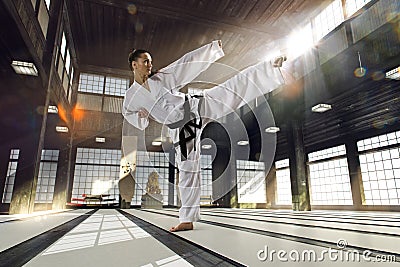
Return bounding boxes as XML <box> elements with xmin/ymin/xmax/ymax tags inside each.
<box><xmin>167</xmin><ymin>95</ymin><xmax>203</xmax><ymax>160</ymax></box>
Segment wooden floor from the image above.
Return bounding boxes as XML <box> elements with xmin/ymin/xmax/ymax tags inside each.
<box><xmin>0</xmin><ymin>208</ymin><xmax>399</xmax><ymax>266</ymax></box>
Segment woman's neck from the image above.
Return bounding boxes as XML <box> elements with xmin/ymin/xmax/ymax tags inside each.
<box><xmin>134</xmin><ymin>73</ymin><xmax>148</xmax><ymax>85</ymax></box>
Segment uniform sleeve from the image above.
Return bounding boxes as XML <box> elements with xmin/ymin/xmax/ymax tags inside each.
<box><xmin>122</xmin><ymin>86</ymin><xmax>150</xmax><ymax>130</ymax></box>
<box><xmin>122</xmin><ymin>104</ymin><xmax>149</xmax><ymax>130</ymax></box>
<box><xmin>155</xmin><ymin>40</ymin><xmax>224</xmax><ymax>92</ymax></box>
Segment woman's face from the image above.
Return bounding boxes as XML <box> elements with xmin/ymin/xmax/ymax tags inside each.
<box><xmin>132</xmin><ymin>52</ymin><xmax>152</xmax><ymax>77</ymax></box>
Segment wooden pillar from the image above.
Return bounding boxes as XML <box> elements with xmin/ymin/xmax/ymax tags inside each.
<box><xmin>211</xmin><ymin>143</ymin><xmax>237</xmax><ymax>208</ymax></box>
<box><xmin>51</xmin><ymin>143</ymin><xmax>70</xmax><ymax>210</ymax></box>
<box><xmin>345</xmin><ymin>138</ymin><xmax>365</xmax><ymax>208</ymax></box>
<box><xmin>9</xmin><ymin>133</ymin><xmax>41</xmax><ymax>214</ymax></box>
<box><xmin>286</xmin><ymin>120</ymin><xmax>311</xmax><ymax>211</ymax></box>
<box><xmin>168</xmin><ymin>148</ymin><xmax>176</xmax><ymax>206</ymax></box>
<box><xmin>265</xmin><ymin>164</ymin><xmax>277</xmax><ymax>207</ymax></box>
<box><xmin>66</xmin><ymin>145</ymin><xmax>77</xmax><ymax>204</ymax></box>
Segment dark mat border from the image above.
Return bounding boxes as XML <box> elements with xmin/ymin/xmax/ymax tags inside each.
<box><xmin>0</xmin><ymin>209</ymin><xmax>98</xmax><ymax>267</ymax></box>
<box><xmin>118</xmin><ymin>209</ymin><xmax>246</xmax><ymax>267</ymax></box>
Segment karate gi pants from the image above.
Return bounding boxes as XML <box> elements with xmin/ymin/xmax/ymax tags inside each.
<box><xmin>173</xmin><ymin>59</ymin><xmax>285</xmax><ymax>223</ymax></box>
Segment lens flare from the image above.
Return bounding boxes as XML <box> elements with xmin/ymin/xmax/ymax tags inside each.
<box><xmin>371</xmin><ymin>71</ymin><xmax>385</xmax><ymax>81</ymax></box>
<box><xmin>72</xmin><ymin>105</ymin><xmax>84</xmax><ymax>122</ymax></box>
<box><xmin>127</xmin><ymin>4</ymin><xmax>137</xmax><ymax>15</ymax></box>
<box><xmin>354</xmin><ymin>67</ymin><xmax>367</xmax><ymax>78</ymax></box>
<box><xmin>135</xmin><ymin>21</ymin><xmax>143</xmax><ymax>33</ymax></box>
<box><xmin>57</xmin><ymin>104</ymin><xmax>68</xmax><ymax>122</ymax></box>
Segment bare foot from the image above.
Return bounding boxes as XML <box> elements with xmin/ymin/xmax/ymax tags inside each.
<box><xmin>169</xmin><ymin>222</ymin><xmax>193</xmax><ymax>232</ymax></box>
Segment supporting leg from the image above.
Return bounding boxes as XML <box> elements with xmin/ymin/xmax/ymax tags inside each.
<box><xmin>170</xmin><ymin>145</ymin><xmax>201</xmax><ymax>232</ymax></box>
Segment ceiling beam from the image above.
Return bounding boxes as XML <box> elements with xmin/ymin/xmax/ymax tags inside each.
<box><xmin>76</xmin><ymin>0</ymin><xmax>287</xmax><ymax>39</ymax></box>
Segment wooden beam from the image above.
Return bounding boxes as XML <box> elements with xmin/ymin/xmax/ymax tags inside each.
<box><xmin>76</xmin><ymin>0</ymin><xmax>286</xmax><ymax>38</ymax></box>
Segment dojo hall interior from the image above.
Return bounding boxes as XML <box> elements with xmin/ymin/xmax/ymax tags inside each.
<box><xmin>0</xmin><ymin>0</ymin><xmax>399</xmax><ymax>266</ymax></box>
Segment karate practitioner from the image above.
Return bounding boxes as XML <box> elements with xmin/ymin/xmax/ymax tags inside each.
<box><xmin>123</xmin><ymin>40</ymin><xmax>289</xmax><ymax>231</ymax></box>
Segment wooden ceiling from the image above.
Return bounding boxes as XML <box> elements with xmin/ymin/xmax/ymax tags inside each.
<box><xmin>65</xmin><ymin>0</ymin><xmax>331</xmax><ymax>74</ymax></box>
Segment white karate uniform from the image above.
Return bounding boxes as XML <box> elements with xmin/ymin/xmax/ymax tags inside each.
<box><xmin>123</xmin><ymin>41</ymin><xmax>284</xmax><ymax>222</ymax></box>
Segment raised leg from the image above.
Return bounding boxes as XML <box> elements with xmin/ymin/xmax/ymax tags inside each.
<box><xmin>201</xmin><ymin>60</ymin><xmax>285</xmax><ymax>121</ymax></box>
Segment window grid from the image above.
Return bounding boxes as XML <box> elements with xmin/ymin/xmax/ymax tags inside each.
<box><xmin>357</xmin><ymin>130</ymin><xmax>400</xmax><ymax>152</ymax></box>
<box><xmin>309</xmin><ymin>158</ymin><xmax>353</xmax><ymax>205</ymax></box>
<box><xmin>345</xmin><ymin>0</ymin><xmax>372</xmax><ymax>17</ymax></box>
<box><xmin>55</xmin><ymin>30</ymin><xmax>73</xmax><ymax>100</ymax></box>
<box><xmin>275</xmin><ymin>159</ymin><xmax>292</xmax><ymax>205</ymax></box>
<box><xmin>133</xmin><ymin>151</ymin><xmax>171</xmax><ymax>205</ymax></box>
<box><xmin>76</xmin><ymin>148</ymin><xmax>121</xmax><ymax>165</ymax></box>
<box><xmin>308</xmin><ymin>144</ymin><xmax>347</xmax><ymax>162</ymax></box>
<box><xmin>78</xmin><ymin>73</ymin><xmax>105</xmax><ymax>94</ymax></box>
<box><xmin>35</xmin><ymin>149</ymin><xmax>59</xmax><ymax>203</ymax></box>
<box><xmin>40</xmin><ymin>149</ymin><xmax>59</xmax><ymax>161</ymax></box>
<box><xmin>72</xmin><ymin>148</ymin><xmax>121</xmax><ymax>204</ymax></box>
<box><xmin>359</xmin><ymin>147</ymin><xmax>400</xmax><ymax>205</ymax></box>
<box><xmin>2</xmin><ymin>149</ymin><xmax>20</xmax><ymax>203</ymax></box>
<box><xmin>313</xmin><ymin>0</ymin><xmax>344</xmax><ymax>41</ymax></box>
<box><xmin>236</xmin><ymin>160</ymin><xmax>266</xmax><ymax>203</ymax></box>
<box><xmin>200</xmin><ymin>155</ymin><xmax>212</xmax><ymax>198</ymax></box>
<box><xmin>105</xmin><ymin>77</ymin><xmax>129</xmax><ymax>96</ymax></box>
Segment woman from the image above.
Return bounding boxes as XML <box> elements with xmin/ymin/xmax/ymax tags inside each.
<box><xmin>123</xmin><ymin>40</ymin><xmax>287</xmax><ymax>231</ymax></box>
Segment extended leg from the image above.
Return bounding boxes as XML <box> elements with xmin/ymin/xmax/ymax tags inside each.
<box><xmin>201</xmin><ymin>60</ymin><xmax>285</xmax><ymax>120</ymax></box>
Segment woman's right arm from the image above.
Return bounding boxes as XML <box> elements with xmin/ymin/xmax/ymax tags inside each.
<box><xmin>122</xmin><ymin>86</ymin><xmax>150</xmax><ymax>130</ymax></box>
<box><xmin>122</xmin><ymin>106</ymin><xmax>149</xmax><ymax>130</ymax></box>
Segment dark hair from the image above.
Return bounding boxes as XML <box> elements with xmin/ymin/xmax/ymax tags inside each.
<box><xmin>128</xmin><ymin>49</ymin><xmax>150</xmax><ymax>71</ymax></box>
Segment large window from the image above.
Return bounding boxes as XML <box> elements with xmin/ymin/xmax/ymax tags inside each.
<box><xmin>236</xmin><ymin>160</ymin><xmax>266</xmax><ymax>203</ymax></box>
<box><xmin>1</xmin><ymin>149</ymin><xmax>20</xmax><ymax>203</ymax></box>
<box><xmin>345</xmin><ymin>0</ymin><xmax>372</xmax><ymax>17</ymax></box>
<box><xmin>105</xmin><ymin>77</ymin><xmax>130</xmax><ymax>96</ymax></box>
<box><xmin>77</xmin><ymin>73</ymin><xmax>129</xmax><ymax>113</ymax></box>
<box><xmin>358</xmin><ymin>131</ymin><xmax>400</xmax><ymax>205</ymax></box>
<box><xmin>308</xmin><ymin>145</ymin><xmax>353</xmax><ymax>205</ymax></box>
<box><xmin>200</xmin><ymin>155</ymin><xmax>213</xmax><ymax>198</ymax></box>
<box><xmin>55</xmin><ymin>30</ymin><xmax>74</xmax><ymax>102</ymax></box>
<box><xmin>275</xmin><ymin>159</ymin><xmax>292</xmax><ymax>205</ymax></box>
<box><xmin>78</xmin><ymin>73</ymin><xmax>105</xmax><ymax>94</ymax></box>
<box><xmin>72</xmin><ymin>148</ymin><xmax>120</xmax><ymax>205</ymax></box>
<box><xmin>78</xmin><ymin>73</ymin><xmax>129</xmax><ymax>96</ymax></box>
<box><xmin>35</xmin><ymin>150</ymin><xmax>59</xmax><ymax>203</ymax></box>
<box><xmin>313</xmin><ymin>0</ymin><xmax>345</xmax><ymax>41</ymax></box>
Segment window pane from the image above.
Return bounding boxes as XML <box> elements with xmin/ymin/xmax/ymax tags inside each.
<box><xmin>72</xmin><ymin>148</ymin><xmax>122</xmax><ymax>205</ymax></box>
<box><xmin>78</xmin><ymin>73</ymin><xmax>104</xmax><ymax>94</ymax></box>
<box><xmin>346</xmin><ymin>0</ymin><xmax>372</xmax><ymax>17</ymax></box>
<box><xmin>104</xmin><ymin>76</ymin><xmax>129</xmax><ymax>97</ymax></box>
<box><xmin>360</xmin><ymin>147</ymin><xmax>400</xmax><ymax>205</ymax></box>
<box><xmin>65</xmin><ymin>50</ymin><xmax>71</xmax><ymax>74</ymax></box>
<box><xmin>236</xmin><ymin>160</ymin><xmax>266</xmax><ymax>203</ymax></box>
<box><xmin>61</xmin><ymin>32</ymin><xmax>66</xmax><ymax>59</ymax></box>
<box><xmin>2</xmin><ymin>149</ymin><xmax>20</xmax><ymax>203</ymax></box>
